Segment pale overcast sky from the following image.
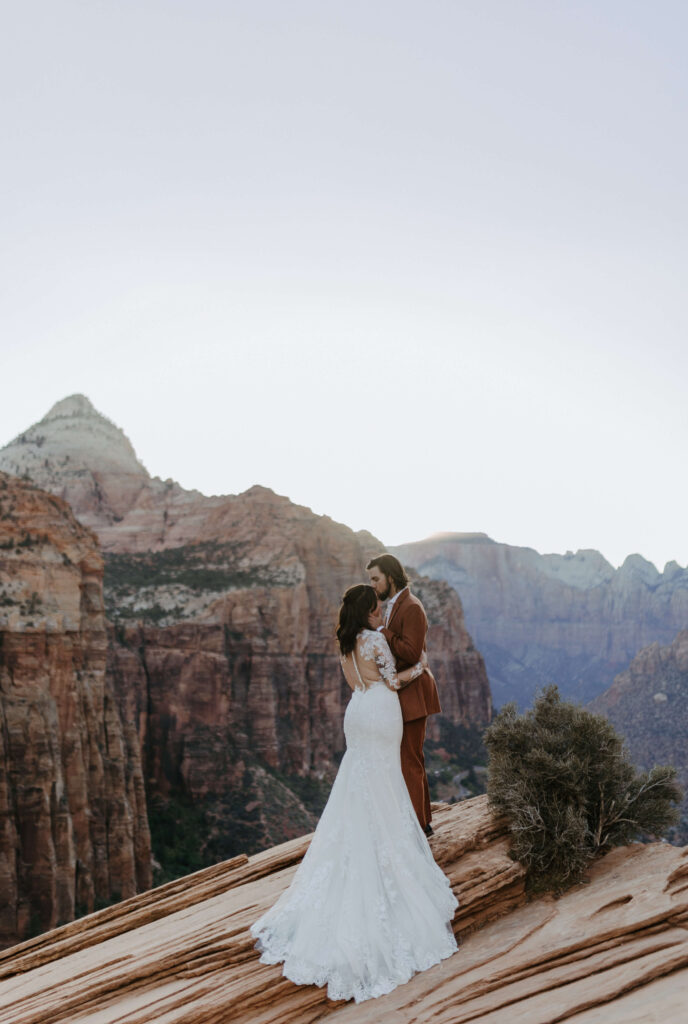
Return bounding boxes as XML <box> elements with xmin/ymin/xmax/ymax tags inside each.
<box><xmin>1</xmin><ymin>1</ymin><xmax>686</xmax><ymax>570</ymax></box>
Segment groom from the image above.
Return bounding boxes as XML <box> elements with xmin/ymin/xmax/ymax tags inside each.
<box><xmin>366</xmin><ymin>553</ymin><xmax>441</xmax><ymax>837</ymax></box>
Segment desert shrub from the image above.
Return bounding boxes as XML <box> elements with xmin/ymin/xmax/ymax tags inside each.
<box><xmin>484</xmin><ymin>685</ymin><xmax>682</xmax><ymax>893</ymax></box>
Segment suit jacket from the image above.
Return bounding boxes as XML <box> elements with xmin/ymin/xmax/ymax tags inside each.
<box><xmin>381</xmin><ymin>588</ymin><xmax>442</xmax><ymax>723</ymax></box>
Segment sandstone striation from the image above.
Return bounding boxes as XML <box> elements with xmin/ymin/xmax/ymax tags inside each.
<box><xmin>590</xmin><ymin>629</ymin><xmax>688</xmax><ymax>844</ymax></box>
<box><xmin>0</xmin><ymin>796</ymin><xmax>685</xmax><ymax>1023</ymax></box>
<box><xmin>0</xmin><ymin>473</ymin><xmax>151</xmax><ymax>948</ymax></box>
<box><xmin>394</xmin><ymin>533</ymin><xmax>688</xmax><ymax>708</ymax></box>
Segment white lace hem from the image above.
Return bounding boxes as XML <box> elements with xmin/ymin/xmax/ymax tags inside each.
<box><xmin>252</xmin><ymin>923</ymin><xmax>458</xmax><ymax>1003</ymax></box>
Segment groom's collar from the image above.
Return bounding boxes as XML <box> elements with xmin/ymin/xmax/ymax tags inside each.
<box><xmin>385</xmin><ymin>586</ymin><xmax>408</xmax><ymax>628</ymax></box>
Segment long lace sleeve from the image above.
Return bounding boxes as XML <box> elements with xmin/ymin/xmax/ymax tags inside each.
<box><xmin>361</xmin><ymin>631</ymin><xmax>424</xmax><ymax>690</ymax></box>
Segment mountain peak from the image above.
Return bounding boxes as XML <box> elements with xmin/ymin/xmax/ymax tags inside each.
<box><xmin>1</xmin><ymin>394</ymin><xmax>147</xmax><ymax>477</ymax></box>
<box><xmin>41</xmin><ymin>394</ymin><xmax>100</xmax><ymax>422</ymax></box>
<box><xmin>0</xmin><ymin>395</ymin><xmax>150</xmax><ymax>530</ymax></box>
<box><xmin>619</xmin><ymin>552</ymin><xmax>660</xmax><ymax>582</ymax></box>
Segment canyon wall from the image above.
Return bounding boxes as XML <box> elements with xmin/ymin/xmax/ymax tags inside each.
<box><xmin>394</xmin><ymin>533</ymin><xmax>688</xmax><ymax>708</ymax></box>
<box><xmin>102</xmin><ymin>488</ymin><xmax>492</xmax><ymax>864</ymax></box>
<box><xmin>0</xmin><ymin>472</ymin><xmax>150</xmax><ymax>948</ymax></box>
<box><xmin>590</xmin><ymin>629</ymin><xmax>688</xmax><ymax>843</ymax></box>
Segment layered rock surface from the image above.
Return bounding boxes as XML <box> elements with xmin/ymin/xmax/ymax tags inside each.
<box><xmin>394</xmin><ymin>533</ymin><xmax>688</xmax><ymax>708</ymax></box>
<box><xmin>0</xmin><ymin>796</ymin><xmax>686</xmax><ymax>1023</ymax></box>
<box><xmin>0</xmin><ymin>473</ymin><xmax>151</xmax><ymax>948</ymax></box>
<box><xmin>590</xmin><ymin>629</ymin><xmax>688</xmax><ymax>844</ymax></box>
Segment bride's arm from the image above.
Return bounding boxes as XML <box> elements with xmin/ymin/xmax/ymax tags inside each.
<box><xmin>370</xmin><ymin>633</ymin><xmax>426</xmax><ymax>692</ymax></box>
<box><xmin>397</xmin><ymin>650</ymin><xmax>429</xmax><ymax>685</ymax></box>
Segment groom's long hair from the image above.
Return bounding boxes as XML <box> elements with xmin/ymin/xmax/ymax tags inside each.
<box><xmin>365</xmin><ymin>553</ymin><xmax>409</xmax><ymax>591</ymax></box>
<box><xmin>336</xmin><ymin>584</ymin><xmax>377</xmax><ymax>656</ymax></box>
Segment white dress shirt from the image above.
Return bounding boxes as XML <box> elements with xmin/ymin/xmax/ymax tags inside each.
<box><xmin>384</xmin><ymin>586</ymin><xmax>407</xmax><ymax>627</ymax></box>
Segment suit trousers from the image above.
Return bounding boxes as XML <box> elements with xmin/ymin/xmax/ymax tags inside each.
<box><xmin>400</xmin><ymin>716</ymin><xmax>431</xmax><ymax>829</ymax></box>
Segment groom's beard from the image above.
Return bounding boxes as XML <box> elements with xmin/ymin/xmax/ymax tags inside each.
<box><xmin>380</xmin><ymin>584</ymin><xmax>391</xmax><ymax>601</ymax></box>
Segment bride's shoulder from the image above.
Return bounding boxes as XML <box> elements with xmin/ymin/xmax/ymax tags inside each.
<box><xmin>357</xmin><ymin>629</ymin><xmax>386</xmax><ymax>655</ymax></box>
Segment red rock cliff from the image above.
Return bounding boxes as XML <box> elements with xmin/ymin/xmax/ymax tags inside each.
<box><xmin>0</xmin><ymin>473</ymin><xmax>151</xmax><ymax>948</ymax></box>
<box><xmin>104</xmin><ymin>487</ymin><xmax>492</xmax><ymax>862</ymax></box>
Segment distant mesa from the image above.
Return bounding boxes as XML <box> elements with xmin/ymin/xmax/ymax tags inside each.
<box><xmin>427</xmin><ymin>536</ymin><xmax>491</xmax><ymax>544</ymax></box>
<box><xmin>426</xmin><ymin>531</ymin><xmax>495</xmax><ymax>543</ymax></box>
<box><xmin>394</xmin><ymin>533</ymin><xmax>688</xmax><ymax>709</ymax></box>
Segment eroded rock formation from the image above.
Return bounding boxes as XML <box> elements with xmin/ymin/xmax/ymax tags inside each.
<box><xmin>0</xmin><ymin>473</ymin><xmax>151</xmax><ymax>948</ymax></box>
<box><xmin>394</xmin><ymin>533</ymin><xmax>688</xmax><ymax>708</ymax></box>
<box><xmin>590</xmin><ymin>629</ymin><xmax>688</xmax><ymax>844</ymax></box>
<box><xmin>0</xmin><ymin>796</ymin><xmax>685</xmax><ymax>1023</ymax></box>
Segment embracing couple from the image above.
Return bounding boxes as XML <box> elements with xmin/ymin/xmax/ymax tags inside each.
<box><xmin>251</xmin><ymin>554</ymin><xmax>458</xmax><ymax>1004</ymax></box>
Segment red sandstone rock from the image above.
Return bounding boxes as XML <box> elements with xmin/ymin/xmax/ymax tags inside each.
<box><xmin>0</xmin><ymin>796</ymin><xmax>685</xmax><ymax>1023</ymax></box>
<box><xmin>0</xmin><ymin>473</ymin><xmax>151</xmax><ymax>948</ymax></box>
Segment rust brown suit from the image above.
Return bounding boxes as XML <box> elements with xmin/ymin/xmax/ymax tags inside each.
<box><xmin>380</xmin><ymin>588</ymin><xmax>441</xmax><ymax>830</ymax></box>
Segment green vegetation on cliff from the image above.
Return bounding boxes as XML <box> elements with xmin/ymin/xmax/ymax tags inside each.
<box><xmin>103</xmin><ymin>541</ymin><xmax>297</xmax><ymax>622</ymax></box>
<box><xmin>485</xmin><ymin>686</ymin><xmax>682</xmax><ymax>894</ymax></box>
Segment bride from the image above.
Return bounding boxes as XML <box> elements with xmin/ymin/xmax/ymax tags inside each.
<box><xmin>250</xmin><ymin>583</ymin><xmax>458</xmax><ymax>1003</ymax></box>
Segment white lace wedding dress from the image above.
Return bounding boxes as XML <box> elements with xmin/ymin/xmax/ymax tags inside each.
<box><xmin>250</xmin><ymin>628</ymin><xmax>458</xmax><ymax>1003</ymax></box>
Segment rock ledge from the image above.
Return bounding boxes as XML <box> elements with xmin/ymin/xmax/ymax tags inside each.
<box><xmin>0</xmin><ymin>796</ymin><xmax>686</xmax><ymax>1023</ymax></box>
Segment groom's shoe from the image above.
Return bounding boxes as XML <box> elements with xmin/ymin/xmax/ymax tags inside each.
<box><xmin>424</xmin><ymin>824</ymin><xmax>434</xmax><ymax>837</ymax></box>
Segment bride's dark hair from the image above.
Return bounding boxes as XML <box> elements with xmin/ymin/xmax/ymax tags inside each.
<box><xmin>336</xmin><ymin>584</ymin><xmax>377</xmax><ymax>656</ymax></box>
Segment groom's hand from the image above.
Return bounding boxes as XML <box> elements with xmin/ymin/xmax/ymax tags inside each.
<box><xmin>367</xmin><ymin>607</ymin><xmax>383</xmax><ymax>630</ymax></box>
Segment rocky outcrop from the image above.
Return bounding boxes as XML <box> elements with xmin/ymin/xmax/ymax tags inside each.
<box><xmin>0</xmin><ymin>473</ymin><xmax>151</xmax><ymax>948</ymax></box>
<box><xmin>0</xmin><ymin>396</ymin><xmax>154</xmax><ymax>537</ymax></box>
<box><xmin>0</xmin><ymin>796</ymin><xmax>686</xmax><ymax>1023</ymax></box>
<box><xmin>394</xmin><ymin>533</ymin><xmax>688</xmax><ymax>708</ymax></box>
<box><xmin>590</xmin><ymin>629</ymin><xmax>688</xmax><ymax>844</ymax></box>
